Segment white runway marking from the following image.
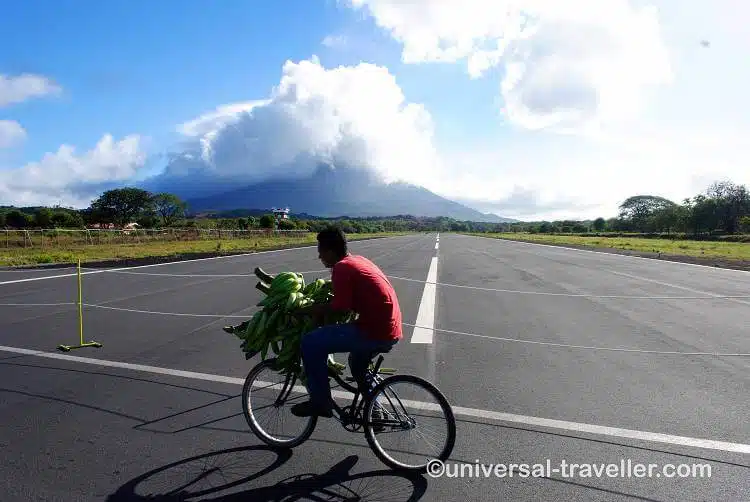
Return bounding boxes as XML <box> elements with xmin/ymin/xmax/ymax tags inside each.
<box><xmin>0</xmin><ymin>344</ymin><xmax>747</xmax><ymax>454</ymax></box>
<box><xmin>411</xmin><ymin>234</ymin><xmax>439</xmax><ymax>344</ymax></box>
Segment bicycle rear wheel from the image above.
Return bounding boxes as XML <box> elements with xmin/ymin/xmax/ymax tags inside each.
<box><xmin>242</xmin><ymin>358</ymin><xmax>317</xmax><ymax>448</ymax></box>
<box><xmin>364</xmin><ymin>374</ymin><xmax>456</xmax><ymax>472</ymax></box>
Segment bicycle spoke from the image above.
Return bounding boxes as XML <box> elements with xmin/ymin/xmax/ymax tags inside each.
<box><xmin>242</xmin><ymin>359</ymin><xmax>317</xmax><ymax>447</ymax></box>
<box><xmin>365</xmin><ymin>375</ymin><xmax>456</xmax><ymax>471</ymax></box>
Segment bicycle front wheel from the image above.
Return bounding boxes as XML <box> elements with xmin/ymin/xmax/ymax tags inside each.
<box><xmin>364</xmin><ymin>374</ymin><xmax>456</xmax><ymax>472</ymax></box>
<box><xmin>242</xmin><ymin>358</ymin><xmax>317</xmax><ymax>448</ymax></box>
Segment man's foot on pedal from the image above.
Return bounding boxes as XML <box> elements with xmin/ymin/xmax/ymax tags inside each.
<box><xmin>291</xmin><ymin>400</ymin><xmax>332</xmax><ymax>418</ymax></box>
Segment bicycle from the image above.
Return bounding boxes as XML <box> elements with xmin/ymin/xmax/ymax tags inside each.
<box><xmin>241</xmin><ymin>344</ymin><xmax>456</xmax><ymax>474</ymax></box>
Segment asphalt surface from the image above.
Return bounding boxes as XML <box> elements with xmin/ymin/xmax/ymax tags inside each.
<box><xmin>0</xmin><ymin>233</ymin><xmax>748</xmax><ymax>501</ymax></box>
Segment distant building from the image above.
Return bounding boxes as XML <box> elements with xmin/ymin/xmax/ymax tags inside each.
<box><xmin>272</xmin><ymin>207</ymin><xmax>290</xmax><ymax>221</ymax></box>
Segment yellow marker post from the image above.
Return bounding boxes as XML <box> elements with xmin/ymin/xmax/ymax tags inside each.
<box><xmin>57</xmin><ymin>258</ymin><xmax>102</xmax><ymax>352</ymax></box>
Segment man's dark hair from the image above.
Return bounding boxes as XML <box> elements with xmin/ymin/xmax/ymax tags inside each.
<box><xmin>317</xmin><ymin>226</ymin><xmax>348</xmax><ymax>257</ymax></box>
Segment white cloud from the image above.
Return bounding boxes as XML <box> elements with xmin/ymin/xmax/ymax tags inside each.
<box><xmin>322</xmin><ymin>34</ymin><xmax>347</xmax><ymax>48</ymax></box>
<box><xmin>0</xmin><ymin>73</ymin><xmax>62</xmax><ymax>107</ymax></box>
<box><xmin>165</xmin><ymin>56</ymin><xmax>443</xmax><ymax>187</ymax></box>
<box><xmin>177</xmin><ymin>101</ymin><xmax>265</xmax><ymax>138</ymax></box>
<box><xmin>0</xmin><ymin>120</ymin><xmax>26</xmax><ymax>148</ymax></box>
<box><xmin>155</xmin><ymin>51</ymin><xmax>748</xmax><ymax>221</ymax></box>
<box><xmin>343</xmin><ymin>0</ymin><xmax>673</xmax><ymax>133</ymax></box>
<box><xmin>0</xmin><ymin>134</ymin><xmax>147</xmax><ymax>207</ymax></box>
<box><xmin>437</xmin><ymin>118</ymin><xmax>750</xmax><ymax>220</ymax></box>
<box><xmin>332</xmin><ymin>0</ymin><xmax>750</xmax><ymax>220</ymax></box>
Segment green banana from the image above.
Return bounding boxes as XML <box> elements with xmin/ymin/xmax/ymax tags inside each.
<box><xmin>255</xmin><ymin>310</ymin><xmax>268</xmax><ymax>336</ymax></box>
<box><xmin>255</xmin><ymin>281</ymin><xmax>271</xmax><ymax>295</ymax></box>
<box><xmin>270</xmin><ymin>272</ymin><xmax>297</xmax><ymax>289</ymax></box>
<box><xmin>225</xmin><ymin>270</ymin><xmax>352</xmax><ymax>372</ymax></box>
<box><xmin>244</xmin><ymin>312</ymin><xmax>262</xmax><ymax>338</ymax></box>
<box><xmin>258</xmin><ymin>289</ymin><xmax>288</xmax><ymax>308</ymax></box>
<box><xmin>284</xmin><ymin>292</ymin><xmax>297</xmax><ymax>310</ymax></box>
<box><xmin>282</xmin><ymin>277</ymin><xmax>301</xmax><ymax>292</ymax></box>
<box><xmin>254</xmin><ymin>267</ymin><xmax>275</xmax><ymax>283</ymax></box>
<box><xmin>266</xmin><ymin>309</ymin><xmax>281</xmax><ymax>332</ymax></box>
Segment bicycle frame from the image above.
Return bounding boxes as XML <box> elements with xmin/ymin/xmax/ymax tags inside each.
<box><xmin>264</xmin><ymin>353</ymin><xmax>409</xmax><ymax>432</ymax></box>
<box><xmin>329</xmin><ymin>354</ymin><xmax>412</xmax><ymax>433</ymax></box>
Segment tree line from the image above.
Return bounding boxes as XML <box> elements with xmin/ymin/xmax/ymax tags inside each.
<box><xmin>0</xmin><ymin>187</ymin><xmax>431</xmax><ymax>233</ymax></box>
<box><xmin>2</xmin><ymin>180</ymin><xmax>749</xmax><ymax>238</ymax></box>
<box><xmin>1</xmin><ymin>188</ymin><xmax>189</xmax><ymax>230</ymax></box>
<box><xmin>507</xmin><ymin>180</ymin><xmax>750</xmax><ymax>238</ymax></box>
<box><xmin>0</xmin><ymin>186</ymin><xmax>507</xmax><ymax>233</ymax></box>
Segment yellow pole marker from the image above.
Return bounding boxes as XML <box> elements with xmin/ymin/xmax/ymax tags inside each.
<box><xmin>57</xmin><ymin>258</ymin><xmax>102</xmax><ymax>352</ymax></box>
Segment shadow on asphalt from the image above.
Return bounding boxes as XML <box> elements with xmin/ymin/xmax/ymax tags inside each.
<box><xmin>106</xmin><ymin>448</ymin><xmax>428</xmax><ymax>501</ymax></box>
<box><xmin>3</xmin><ymin>359</ymin><xmax>746</xmax><ymax>472</ymax></box>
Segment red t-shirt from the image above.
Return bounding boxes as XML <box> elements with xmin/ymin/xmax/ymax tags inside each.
<box><xmin>329</xmin><ymin>254</ymin><xmax>403</xmax><ymax>341</ymax></box>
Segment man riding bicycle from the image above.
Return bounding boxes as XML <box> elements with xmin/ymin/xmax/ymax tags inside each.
<box><xmin>290</xmin><ymin>227</ymin><xmax>403</xmax><ymax>418</ymax></box>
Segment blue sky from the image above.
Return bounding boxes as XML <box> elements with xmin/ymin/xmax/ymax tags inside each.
<box><xmin>1</xmin><ymin>1</ymin><xmax>344</xmax><ymax>155</ymax></box>
<box><xmin>1</xmin><ymin>0</ymin><xmax>749</xmax><ymax>220</ymax></box>
<box><xmin>0</xmin><ymin>0</ymin><xmax>503</xmax><ymax>157</ymax></box>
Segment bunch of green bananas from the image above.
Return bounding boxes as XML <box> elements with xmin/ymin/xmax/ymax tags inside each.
<box><xmin>223</xmin><ymin>267</ymin><xmax>354</xmax><ymax>378</ymax></box>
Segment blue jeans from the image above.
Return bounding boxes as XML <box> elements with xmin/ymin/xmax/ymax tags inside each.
<box><xmin>300</xmin><ymin>322</ymin><xmax>398</xmax><ymax>411</ymax></box>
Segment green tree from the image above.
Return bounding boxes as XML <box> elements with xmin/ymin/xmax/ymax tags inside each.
<box><xmin>34</xmin><ymin>208</ymin><xmax>53</xmax><ymax>228</ymax></box>
<box><xmin>538</xmin><ymin>222</ymin><xmax>552</xmax><ymax>233</ymax></box>
<box><xmin>705</xmin><ymin>181</ymin><xmax>750</xmax><ymax>234</ymax></box>
<box><xmin>651</xmin><ymin>205</ymin><xmax>683</xmax><ymax>234</ymax></box>
<box><xmin>137</xmin><ymin>212</ymin><xmax>159</xmax><ymax>228</ymax></box>
<box><xmin>51</xmin><ymin>210</ymin><xmax>83</xmax><ymax>228</ymax></box>
<box><xmin>739</xmin><ymin>215</ymin><xmax>750</xmax><ymax>233</ymax></box>
<box><xmin>89</xmin><ymin>188</ymin><xmax>154</xmax><ymax>226</ymax></box>
<box><xmin>259</xmin><ymin>214</ymin><xmax>275</xmax><ymax>229</ymax></box>
<box><xmin>684</xmin><ymin>195</ymin><xmax>720</xmax><ymax>236</ymax></box>
<box><xmin>5</xmin><ymin>210</ymin><xmax>30</xmax><ymax>228</ymax></box>
<box><xmin>592</xmin><ymin>217</ymin><xmax>606</xmax><ymax>231</ymax></box>
<box><xmin>217</xmin><ymin>218</ymin><xmax>237</xmax><ymax>230</ymax></box>
<box><xmin>152</xmin><ymin>193</ymin><xmax>187</xmax><ymax>226</ymax></box>
<box><xmin>618</xmin><ymin>195</ymin><xmax>677</xmax><ymax>232</ymax></box>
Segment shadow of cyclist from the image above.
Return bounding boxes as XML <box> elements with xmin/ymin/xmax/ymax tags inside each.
<box><xmin>106</xmin><ymin>446</ymin><xmax>428</xmax><ymax>501</ymax></box>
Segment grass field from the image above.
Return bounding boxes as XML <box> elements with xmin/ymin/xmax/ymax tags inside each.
<box><xmin>469</xmin><ymin>232</ymin><xmax>750</xmax><ymax>261</ymax></box>
<box><xmin>0</xmin><ymin>232</ymin><xmax>410</xmax><ymax>267</ymax></box>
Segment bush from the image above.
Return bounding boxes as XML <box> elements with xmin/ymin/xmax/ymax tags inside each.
<box><xmin>259</xmin><ymin>215</ymin><xmax>275</xmax><ymax>229</ymax></box>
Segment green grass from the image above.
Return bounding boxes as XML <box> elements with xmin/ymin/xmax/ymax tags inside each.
<box><xmin>0</xmin><ymin>232</ymin><xmax>411</xmax><ymax>267</ymax></box>
<box><xmin>467</xmin><ymin>232</ymin><xmax>750</xmax><ymax>261</ymax></box>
